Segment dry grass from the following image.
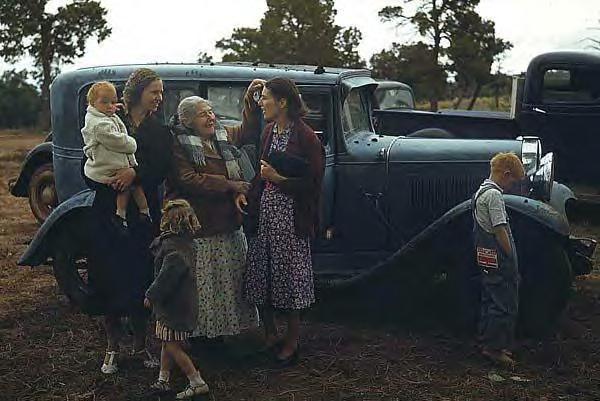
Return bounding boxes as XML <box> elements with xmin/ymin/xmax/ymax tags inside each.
<box><xmin>0</xmin><ymin>133</ymin><xmax>599</xmax><ymax>401</ymax></box>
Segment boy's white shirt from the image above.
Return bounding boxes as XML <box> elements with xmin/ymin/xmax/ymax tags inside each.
<box><xmin>81</xmin><ymin>106</ymin><xmax>138</xmax><ymax>184</ymax></box>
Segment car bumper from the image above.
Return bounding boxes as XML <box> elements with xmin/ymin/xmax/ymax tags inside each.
<box><xmin>568</xmin><ymin>236</ymin><xmax>597</xmax><ymax>276</ymax></box>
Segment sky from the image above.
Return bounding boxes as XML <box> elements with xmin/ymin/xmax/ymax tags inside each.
<box><xmin>1</xmin><ymin>0</ymin><xmax>600</xmax><ymax>77</ymax></box>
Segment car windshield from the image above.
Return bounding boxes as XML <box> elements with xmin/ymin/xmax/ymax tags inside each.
<box><xmin>342</xmin><ymin>89</ymin><xmax>373</xmax><ymax>137</ymax></box>
<box><xmin>375</xmin><ymin>87</ymin><xmax>415</xmax><ymax>110</ymax></box>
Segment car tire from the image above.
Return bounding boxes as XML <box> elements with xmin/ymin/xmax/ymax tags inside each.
<box><xmin>28</xmin><ymin>162</ymin><xmax>58</xmax><ymax>223</ymax></box>
<box><xmin>407</xmin><ymin>128</ymin><xmax>455</xmax><ymax>138</ymax></box>
<box><xmin>518</xmin><ymin>238</ymin><xmax>572</xmax><ymax>337</ymax></box>
<box><xmin>51</xmin><ymin>211</ymin><xmax>93</xmax><ymax>311</ymax></box>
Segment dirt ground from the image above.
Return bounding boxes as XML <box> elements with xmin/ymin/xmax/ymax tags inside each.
<box><xmin>0</xmin><ymin>131</ymin><xmax>599</xmax><ymax>401</ymax></box>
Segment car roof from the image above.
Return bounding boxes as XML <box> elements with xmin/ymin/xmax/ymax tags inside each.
<box><xmin>60</xmin><ymin>62</ymin><xmax>372</xmax><ymax>86</ymax></box>
<box><xmin>375</xmin><ymin>80</ymin><xmax>413</xmax><ymax>91</ymax></box>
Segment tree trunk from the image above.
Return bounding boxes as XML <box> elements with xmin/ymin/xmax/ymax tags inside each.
<box><xmin>37</xmin><ymin>18</ymin><xmax>52</xmax><ymax>131</ymax></box>
<box><xmin>467</xmin><ymin>83</ymin><xmax>482</xmax><ymax>110</ymax></box>
<box><xmin>453</xmin><ymin>91</ymin><xmax>465</xmax><ymax>109</ymax></box>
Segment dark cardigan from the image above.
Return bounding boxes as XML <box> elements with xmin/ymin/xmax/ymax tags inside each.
<box><xmin>245</xmin><ymin>119</ymin><xmax>325</xmax><ymax>239</ymax></box>
<box><xmin>146</xmin><ymin>233</ymin><xmax>198</xmax><ymax>332</ymax></box>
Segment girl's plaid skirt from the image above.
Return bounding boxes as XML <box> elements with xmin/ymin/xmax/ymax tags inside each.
<box><xmin>155</xmin><ymin>320</ymin><xmax>191</xmax><ymax>342</ymax></box>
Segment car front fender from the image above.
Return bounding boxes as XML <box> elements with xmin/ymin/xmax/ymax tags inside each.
<box><xmin>9</xmin><ymin>141</ymin><xmax>53</xmax><ymax>197</ymax></box>
<box><xmin>18</xmin><ymin>189</ymin><xmax>95</xmax><ymax>267</ymax></box>
<box><xmin>322</xmin><ymin>191</ymin><xmax>572</xmax><ymax>289</ymax></box>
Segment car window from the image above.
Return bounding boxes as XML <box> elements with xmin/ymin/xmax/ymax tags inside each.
<box><xmin>342</xmin><ymin>89</ymin><xmax>372</xmax><ymax>138</ymax></box>
<box><xmin>207</xmin><ymin>85</ymin><xmax>247</xmax><ymax>126</ymax></box>
<box><xmin>542</xmin><ymin>68</ymin><xmax>600</xmax><ymax>104</ymax></box>
<box><xmin>375</xmin><ymin>87</ymin><xmax>415</xmax><ymax>110</ymax></box>
<box><xmin>301</xmin><ymin>92</ymin><xmax>331</xmax><ymax>150</ymax></box>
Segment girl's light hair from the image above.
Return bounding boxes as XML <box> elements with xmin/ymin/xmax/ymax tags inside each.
<box><xmin>86</xmin><ymin>81</ymin><xmax>116</xmax><ymax>105</ymax></box>
<box><xmin>160</xmin><ymin>199</ymin><xmax>200</xmax><ymax>236</ymax></box>
<box><xmin>490</xmin><ymin>152</ymin><xmax>525</xmax><ymax>177</ymax></box>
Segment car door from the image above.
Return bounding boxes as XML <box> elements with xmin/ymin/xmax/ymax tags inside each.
<box><xmin>520</xmin><ymin>65</ymin><xmax>600</xmax><ymax>186</ymax></box>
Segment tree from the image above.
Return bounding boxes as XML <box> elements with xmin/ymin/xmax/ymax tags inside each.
<box><xmin>370</xmin><ymin>42</ymin><xmax>447</xmax><ymax>104</ymax></box>
<box><xmin>377</xmin><ymin>0</ymin><xmax>511</xmax><ymax>110</ymax></box>
<box><xmin>446</xmin><ymin>10</ymin><xmax>512</xmax><ymax>109</ymax></box>
<box><xmin>0</xmin><ymin>0</ymin><xmax>111</xmax><ymax>130</ymax></box>
<box><xmin>197</xmin><ymin>52</ymin><xmax>214</xmax><ymax>63</ymax></box>
<box><xmin>0</xmin><ymin>70</ymin><xmax>41</xmax><ymax>128</ymax></box>
<box><xmin>216</xmin><ymin>0</ymin><xmax>365</xmax><ymax>68</ymax></box>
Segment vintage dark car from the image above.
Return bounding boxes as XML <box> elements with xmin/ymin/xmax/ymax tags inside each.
<box><xmin>16</xmin><ymin>62</ymin><xmax>596</xmax><ymax>335</ymax></box>
<box><xmin>374</xmin><ymin>51</ymin><xmax>600</xmax><ymax>202</ymax></box>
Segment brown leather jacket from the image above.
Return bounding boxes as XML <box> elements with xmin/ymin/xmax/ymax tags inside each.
<box><xmin>165</xmin><ymin>94</ymin><xmax>259</xmax><ymax>237</ymax></box>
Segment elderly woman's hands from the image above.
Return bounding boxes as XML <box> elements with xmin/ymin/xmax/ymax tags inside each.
<box><xmin>260</xmin><ymin>160</ymin><xmax>285</xmax><ymax>184</ymax></box>
<box><xmin>234</xmin><ymin>193</ymin><xmax>248</xmax><ymax>215</ymax></box>
<box><xmin>229</xmin><ymin>180</ymin><xmax>250</xmax><ymax>194</ymax></box>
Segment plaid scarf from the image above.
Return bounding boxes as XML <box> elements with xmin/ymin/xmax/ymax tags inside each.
<box><xmin>171</xmin><ymin>117</ymin><xmax>243</xmax><ymax>181</ymax></box>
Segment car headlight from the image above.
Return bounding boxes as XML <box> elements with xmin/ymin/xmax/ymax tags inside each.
<box><xmin>519</xmin><ymin>136</ymin><xmax>541</xmax><ymax>176</ymax></box>
<box><xmin>531</xmin><ymin>152</ymin><xmax>554</xmax><ymax>201</ymax></box>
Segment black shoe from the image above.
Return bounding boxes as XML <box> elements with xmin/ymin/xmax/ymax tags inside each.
<box><xmin>274</xmin><ymin>346</ymin><xmax>299</xmax><ymax>368</ymax></box>
<box><xmin>138</xmin><ymin>213</ymin><xmax>153</xmax><ymax>228</ymax></box>
<box><xmin>110</xmin><ymin>214</ymin><xmax>129</xmax><ymax>236</ymax></box>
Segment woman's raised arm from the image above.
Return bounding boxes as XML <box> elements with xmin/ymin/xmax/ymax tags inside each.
<box><xmin>226</xmin><ymin>79</ymin><xmax>265</xmax><ymax>147</ymax></box>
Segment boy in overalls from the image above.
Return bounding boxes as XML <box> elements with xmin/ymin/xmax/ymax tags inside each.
<box><xmin>472</xmin><ymin>152</ymin><xmax>525</xmax><ymax>366</ymax></box>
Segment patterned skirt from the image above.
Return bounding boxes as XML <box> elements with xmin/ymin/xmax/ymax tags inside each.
<box><xmin>155</xmin><ymin>320</ymin><xmax>190</xmax><ymax>342</ymax></box>
<box><xmin>245</xmin><ymin>185</ymin><xmax>315</xmax><ymax>310</ymax></box>
<box><xmin>193</xmin><ymin>229</ymin><xmax>259</xmax><ymax>338</ymax></box>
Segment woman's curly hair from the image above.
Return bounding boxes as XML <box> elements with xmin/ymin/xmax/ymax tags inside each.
<box><xmin>160</xmin><ymin>199</ymin><xmax>200</xmax><ymax>236</ymax></box>
<box><xmin>122</xmin><ymin>68</ymin><xmax>161</xmax><ymax>110</ymax></box>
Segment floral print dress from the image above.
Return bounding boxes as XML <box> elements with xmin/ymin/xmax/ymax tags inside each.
<box><xmin>245</xmin><ymin>125</ymin><xmax>315</xmax><ymax>310</ymax></box>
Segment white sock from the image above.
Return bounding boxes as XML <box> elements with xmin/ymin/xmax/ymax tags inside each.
<box><xmin>188</xmin><ymin>371</ymin><xmax>205</xmax><ymax>387</ymax></box>
<box><xmin>116</xmin><ymin>209</ymin><xmax>126</xmax><ymax>219</ymax></box>
<box><xmin>140</xmin><ymin>208</ymin><xmax>150</xmax><ymax>216</ymax></box>
<box><xmin>158</xmin><ymin>370</ymin><xmax>170</xmax><ymax>383</ymax></box>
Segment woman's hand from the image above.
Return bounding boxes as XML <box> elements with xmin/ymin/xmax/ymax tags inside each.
<box><xmin>110</xmin><ymin>167</ymin><xmax>136</xmax><ymax>191</ymax></box>
<box><xmin>143</xmin><ymin>297</ymin><xmax>151</xmax><ymax>309</ymax></box>
<box><xmin>234</xmin><ymin>193</ymin><xmax>248</xmax><ymax>215</ymax></box>
<box><xmin>260</xmin><ymin>160</ymin><xmax>285</xmax><ymax>184</ymax></box>
<box><xmin>229</xmin><ymin>180</ymin><xmax>251</xmax><ymax>194</ymax></box>
<box><xmin>247</xmin><ymin>79</ymin><xmax>266</xmax><ymax>103</ymax></box>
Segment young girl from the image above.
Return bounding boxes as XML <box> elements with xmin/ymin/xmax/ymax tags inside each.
<box><xmin>81</xmin><ymin>81</ymin><xmax>150</xmax><ymax>229</ymax></box>
<box><xmin>145</xmin><ymin>199</ymin><xmax>209</xmax><ymax>398</ymax></box>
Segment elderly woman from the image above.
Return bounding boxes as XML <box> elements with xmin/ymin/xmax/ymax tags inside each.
<box><xmin>243</xmin><ymin>77</ymin><xmax>325</xmax><ymax>367</ymax></box>
<box><xmin>166</xmin><ymin>80</ymin><xmax>264</xmax><ymax>339</ymax></box>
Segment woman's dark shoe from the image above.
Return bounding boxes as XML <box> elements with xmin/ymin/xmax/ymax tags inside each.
<box><xmin>274</xmin><ymin>346</ymin><xmax>299</xmax><ymax>368</ymax></box>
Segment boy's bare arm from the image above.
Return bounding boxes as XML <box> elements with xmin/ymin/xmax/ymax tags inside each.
<box><xmin>492</xmin><ymin>224</ymin><xmax>513</xmax><ymax>256</ymax></box>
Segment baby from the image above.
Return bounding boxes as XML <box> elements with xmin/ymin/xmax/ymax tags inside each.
<box><xmin>81</xmin><ymin>81</ymin><xmax>150</xmax><ymax>228</ymax></box>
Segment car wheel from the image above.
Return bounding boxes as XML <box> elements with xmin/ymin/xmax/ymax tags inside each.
<box><xmin>518</xmin><ymin>238</ymin><xmax>572</xmax><ymax>337</ymax></box>
<box><xmin>407</xmin><ymin>128</ymin><xmax>455</xmax><ymax>138</ymax></box>
<box><xmin>52</xmin><ymin>211</ymin><xmax>93</xmax><ymax>310</ymax></box>
<box><xmin>28</xmin><ymin>162</ymin><xmax>58</xmax><ymax>223</ymax></box>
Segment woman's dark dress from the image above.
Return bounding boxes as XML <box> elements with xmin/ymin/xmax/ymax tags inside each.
<box><xmin>85</xmin><ymin>113</ymin><xmax>172</xmax><ymax>316</ymax></box>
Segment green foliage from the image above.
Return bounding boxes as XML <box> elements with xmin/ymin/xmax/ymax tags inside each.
<box><xmin>197</xmin><ymin>52</ymin><xmax>214</xmax><ymax>63</ymax></box>
<box><xmin>216</xmin><ymin>0</ymin><xmax>365</xmax><ymax>68</ymax></box>
<box><xmin>370</xmin><ymin>42</ymin><xmax>447</xmax><ymax>103</ymax></box>
<box><xmin>0</xmin><ymin>70</ymin><xmax>41</xmax><ymax>128</ymax></box>
<box><xmin>0</xmin><ymin>0</ymin><xmax>111</xmax><ymax>129</ymax></box>
<box><xmin>373</xmin><ymin>0</ymin><xmax>511</xmax><ymax>110</ymax></box>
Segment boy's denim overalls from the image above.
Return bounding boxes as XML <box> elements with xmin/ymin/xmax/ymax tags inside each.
<box><xmin>472</xmin><ymin>183</ymin><xmax>520</xmax><ymax>351</ymax></box>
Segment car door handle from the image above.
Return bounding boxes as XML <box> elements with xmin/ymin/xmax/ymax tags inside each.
<box><xmin>533</xmin><ymin>107</ymin><xmax>547</xmax><ymax>114</ymax></box>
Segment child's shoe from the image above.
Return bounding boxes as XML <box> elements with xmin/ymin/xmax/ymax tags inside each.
<box><xmin>110</xmin><ymin>214</ymin><xmax>129</xmax><ymax>236</ymax></box>
<box><xmin>100</xmin><ymin>351</ymin><xmax>118</xmax><ymax>374</ymax></box>
<box><xmin>149</xmin><ymin>380</ymin><xmax>172</xmax><ymax>395</ymax></box>
<box><xmin>176</xmin><ymin>383</ymin><xmax>210</xmax><ymax>399</ymax></box>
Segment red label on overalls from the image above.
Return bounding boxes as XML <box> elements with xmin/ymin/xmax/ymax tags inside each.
<box><xmin>477</xmin><ymin>247</ymin><xmax>499</xmax><ymax>269</ymax></box>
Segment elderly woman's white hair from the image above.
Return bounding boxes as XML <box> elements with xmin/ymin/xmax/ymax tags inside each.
<box><xmin>178</xmin><ymin>96</ymin><xmax>211</xmax><ymax>128</ymax></box>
